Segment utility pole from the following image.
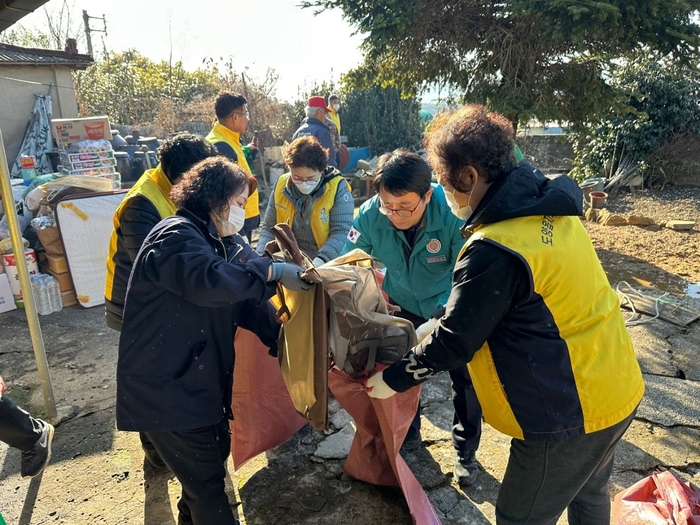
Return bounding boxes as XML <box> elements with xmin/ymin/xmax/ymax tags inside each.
<box><xmin>82</xmin><ymin>10</ymin><xmax>107</xmax><ymax>57</ymax></box>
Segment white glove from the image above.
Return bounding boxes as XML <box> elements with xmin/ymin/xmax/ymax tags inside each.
<box><xmin>415</xmin><ymin>318</ymin><xmax>439</xmax><ymax>343</ymax></box>
<box><xmin>312</xmin><ymin>256</ymin><xmax>325</xmax><ymax>267</ymax></box>
<box><xmin>365</xmin><ymin>371</ymin><xmax>397</xmax><ymax>399</ymax></box>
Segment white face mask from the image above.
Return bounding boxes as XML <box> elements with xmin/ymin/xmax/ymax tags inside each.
<box><xmin>293</xmin><ymin>179</ymin><xmax>320</xmax><ymax>195</ymax></box>
<box><xmin>444</xmin><ymin>188</ymin><xmax>474</xmax><ymax>221</ymax></box>
<box><xmin>227</xmin><ymin>205</ymin><xmax>246</xmax><ymax>234</ymax></box>
<box><xmin>332</xmin><ymin>104</ymin><xmax>340</xmax><ymax>111</ymax></box>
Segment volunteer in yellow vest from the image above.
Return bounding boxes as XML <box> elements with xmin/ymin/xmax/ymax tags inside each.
<box><xmin>255</xmin><ymin>136</ymin><xmax>353</xmax><ymax>266</ymax></box>
<box><xmin>105</xmin><ymin>132</ymin><xmax>217</xmax><ymax>333</ymax></box>
<box><xmin>206</xmin><ymin>91</ymin><xmax>260</xmax><ymax>243</ymax></box>
<box><xmin>327</xmin><ymin>94</ymin><xmax>341</xmax><ymax>135</ymax></box>
<box><xmin>366</xmin><ymin>104</ymin><xmax>644</xmax><ymax>524</ymax></box>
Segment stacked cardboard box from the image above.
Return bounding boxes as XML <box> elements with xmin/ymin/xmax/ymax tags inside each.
<box><xmin>51</xmin><ymin>116</ymin><xmax>120</xmax><ymax>188</ymax></box>
<box><xmin>38</xmin><ymin>252</ymin><xmax>77</xmax><ymax>307</ymax></box>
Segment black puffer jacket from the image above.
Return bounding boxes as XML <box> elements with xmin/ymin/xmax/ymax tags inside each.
<box><xmin>116</xmin><ymin>208</ymin><xmax>279</xmax><ymax>432</ymax></box>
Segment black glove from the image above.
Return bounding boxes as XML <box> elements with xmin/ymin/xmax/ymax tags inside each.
<box><xmin>270</xmin><ymin>262</ymin><xmax>312</xmax><ymax>291</ymax></box>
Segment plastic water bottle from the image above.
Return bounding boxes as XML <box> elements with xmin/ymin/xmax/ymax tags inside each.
<box><xmin>47</xmin><ymin>275</ymin><xmax>63</xmax><ymax>313</ymax></box>
<box><xmin>30</xmin><ymin>274</ymin><xmax>62</xmax><ymax>315</ymax></box>
<box><xmin>31</xmin><ymin>274</ymin><xmax>52</xmax><ymax>315</ymax></box>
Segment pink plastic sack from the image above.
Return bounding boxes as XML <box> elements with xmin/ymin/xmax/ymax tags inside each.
<box><xmin>612</xmin><ymin>470</ymin><xmax>700</xmax><ymax>524</ymax></box>
<box><xmin>229</xmin><ymin>328</ymin><xmax>307</xmax><ymax>469</ymax></box>
<box><xmin>329</xmin><ymin>366</ymin><xmax>442</xmax><ymax>525</ymax></box>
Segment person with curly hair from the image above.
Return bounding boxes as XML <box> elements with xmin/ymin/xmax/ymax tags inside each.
<box><xmin>366</xmin><ymin>104</ymin><xmax>643</xmax><ymax>524</ymax></box>
<box><xmin>255</xmin><ymin>135</ymin><xmax>353</xmax><ymax>266</ymax></box>
<box><xmin>116</xmin><ymin>157</ymin><xmax>310</xmax><ymax>525</ymax></box>
<box><xmin>105</xmin><ymin>132</ymin><xmax>218</xmax><ymax>474</ymax></box>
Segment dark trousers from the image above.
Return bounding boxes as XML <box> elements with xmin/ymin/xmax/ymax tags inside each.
<box><xmin>495</xmin><ymin>406</ymin><xmax>637</xmax><ymax>525</ymax></box>
<box><xmin>394</xmin><ymin>302</ymin><xmax>483</xmax><ymax>455</ymax></box>
<box><xmin>145</xmin><ymin>418</ymin><xmax>234</xmax><ymax>525</ymax></box>
<box><xmin>0</xmin><ymin>393</ymin><xmax>43</xmax><ymax>451</ymax></box>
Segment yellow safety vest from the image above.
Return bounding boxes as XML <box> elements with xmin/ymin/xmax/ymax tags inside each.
<box><xmin>206</xmin><ymin>122</ymin><xmax>259</xmax><ymax>219</ymax></box>
<box><xmin>274</xmin><ymin>173</ymin><xmax>346</xmax><ymax>250</ymax></box>
<box><xmin>460</xmin><ymin>214</ymin><xmax>644</xmax><ymax>439</ymax></box>
<box><xmin>328</xmin><ymin>109</ymin><xmax>341</xmax><ymax>135</ymax></box>
<box><xmin>105</xmin><ymin>165</ymin><xmax>175</xmax><ymax>300</ymax></box>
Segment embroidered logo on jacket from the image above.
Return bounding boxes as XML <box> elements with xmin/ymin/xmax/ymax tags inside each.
<box><xmin>426</xmin><ymin>239</ymin><xmax>441</xmax><ymax>253</ymax></box>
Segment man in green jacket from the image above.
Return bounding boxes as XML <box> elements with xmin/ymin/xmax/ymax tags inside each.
<box><xmin>341</xmin><ymin>149</ymin><xmax>483</xmax><ymax>487</ymax></box>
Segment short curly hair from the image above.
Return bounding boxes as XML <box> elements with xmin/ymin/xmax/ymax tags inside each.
<box><xmin>170</xmin><ymin>157</ymin><xmax>249</xmax><ymax>219</ymax></box>
<box><xmin>158</xmin><ymin>132</ymin><xmax>218</xmax><ymax>183</ymax></box>
<box><xmin>424</xmin><ymin>104</ymin><xmax>516</xmax><ymax>190</ymax></box>
<box><xmin>283</xmin><ymin>136</ymin><xmax>328</xmax><ymax>172</ymax></box>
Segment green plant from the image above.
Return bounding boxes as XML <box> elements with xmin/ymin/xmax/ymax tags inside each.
<box><xmin>571</xmin><ymin>51</ymin><xmax>700</xmax><ymax>183</ymax></box>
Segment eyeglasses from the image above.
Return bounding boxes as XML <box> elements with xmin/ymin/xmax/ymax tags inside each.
<box><xmin>291</xmin><ymin>175</ymin><xmax>320</xmax><ymax>183</ymax></box>
<box><xmin>378</xmin><ymin>198</ymin><xmax>424</xmax><ymax>218</ymax></box>
<box><xmin>231</xmin><ymin>111</ymin><xmax>250</xmax><ymax>119</ymax></box>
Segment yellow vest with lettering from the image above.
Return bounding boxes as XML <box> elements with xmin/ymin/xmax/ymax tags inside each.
<box><xmin>274</xmin><ymin>173</ymin><xmax>345</xmax><ymax>249</ymax></box>
<box><xmin>206</xmin><ymin>122</ymin><xmax>259</xmax><ymax>219</ymax></box>
<box><xmin>459</xmin><ymin>214</ymin><xmax>644</xmax><ymax>439</ymax></box>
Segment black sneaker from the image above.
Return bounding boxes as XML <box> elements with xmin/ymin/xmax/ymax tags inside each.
<box><xmin>399</xmin><ymin>431</ymin><xmax>423</xmax><ymax>454</ymax></box>
<box><xmin>21</xmin><ymin>419</ymin><xmax>54</xmax><ymax>479</ymax></box>
<box><xmin>454</xmin><ymin>450</ymin><xmax>479</xmax><ymax>488</ymax></box>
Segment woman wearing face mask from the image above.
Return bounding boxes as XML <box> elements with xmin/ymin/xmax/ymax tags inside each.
<box><xmin>256</xmin><ymin>135</ymin><xmax>354</xmax><ymax>266</ymax></box>
<box><xmin>366</xmin><ymin>105</ymin><xmax>643</xmax><ymax>525</ymax></box>
<box><xmin>116</xmin><ymin>157</ymin><xmax>309</xmax><ymax>525</ymax></box>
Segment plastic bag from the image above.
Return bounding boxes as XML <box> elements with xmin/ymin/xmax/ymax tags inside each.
<box><xmin>612</xmin><ymin>470</ymin><xmax>700</xmax><ymax>524</ymax></box>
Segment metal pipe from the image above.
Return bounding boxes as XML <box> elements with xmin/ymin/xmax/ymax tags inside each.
<box><xmin>0</xmin><ymin>130</ymin><xmax>57</xmax><ymax>420</ymax></box>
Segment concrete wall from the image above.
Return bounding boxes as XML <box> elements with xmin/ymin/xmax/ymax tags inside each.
<box><xmin>0</xmin><ymin>66</ymin><xmax>79</xmax><ymax>164</ymax></box>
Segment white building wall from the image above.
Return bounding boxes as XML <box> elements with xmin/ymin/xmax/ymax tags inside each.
<box><xmin>0</xmin><ymin>66</ymin><xmax>79</xmax><ymax>165</ymax></box>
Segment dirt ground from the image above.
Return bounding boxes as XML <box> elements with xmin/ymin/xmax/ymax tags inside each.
<box><xmin>586</xmin><ymin>186</ymin><xmax>700</xmax><ymax>291</ymax></box>
<box><xmin>0</xmin><ymin>185</ymin><xmax>699</xmax><ymax>524</ymax></box>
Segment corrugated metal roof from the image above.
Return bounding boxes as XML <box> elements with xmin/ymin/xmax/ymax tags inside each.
<box><xmin>0</xmin><ymin>43</ymin><xmax>92</xmax><ymax>69</ymax></box>
<box><xmin>0</xmin><ymin>0</ymin><xmax>51</xmax><ymax>33</ymax></box>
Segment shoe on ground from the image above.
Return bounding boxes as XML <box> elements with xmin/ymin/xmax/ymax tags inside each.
<box><xmin>143</xmin><ymin>445</ymin><xmax>170</xmax><ymax>474</ymax></box>
<box><xmin>21</xmin><ymin>419</ymin><xmax>54</xmax><ymax>479</ymax></box>
<box><xmin>400</xmin><ymin>431</ymin><xmax>423</xmax><ymax>454</ymax></box>
<box><xmin>454</xmin><ymin>450</ymin><xmax>479</xmax><ymax>488</ymax></box>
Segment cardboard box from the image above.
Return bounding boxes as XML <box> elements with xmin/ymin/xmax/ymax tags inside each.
<box><xmin>0</xmin><ymin>273</ymin><xmax>17</xmax><ymax>313</ymax></box>
<box><xmin>59</xmin><ymin>150</ymin><xmax>115</xmax><ymax>163</ymax></box>
<box><xmin>60</xmin><ymin>288</ymin><xmax>78</xmax><ymax>307</ymax></box>
<box><xmin>60</xmin><ymin>166</ymin><xmax>116</xmax><ymax>177</ymax></box>
<box><xmin>39</xmin><ymin>253</ymin><xmax>69</xmax><ymax>274</ymax></box>
<box><xmin>60</xmin><ymin>158</ymin><xmax>117</xmax><ymax>171</ymax></box>
<box><xmin>43</xmin><ymin>267</ymin><xmax>74</xmax><ymax>292</ymax></box>
<box><xmin>52</xmin><ymin>116</ymin><xmax>112</xmax><ymax>145</ymax></box>
<box><xmin>35</xmin><ymin>226</ymin><xmax>65</xmax><ymax>256</ymax></box>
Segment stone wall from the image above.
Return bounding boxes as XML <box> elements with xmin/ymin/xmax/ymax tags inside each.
<box><xmin>517</xmin><ymin>134</ymin><xmax>575</xmax><ymax>174</ymax></box>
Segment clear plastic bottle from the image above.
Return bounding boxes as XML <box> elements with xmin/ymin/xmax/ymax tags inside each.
<box><xmin>46</xmin><ymin>275</ymin><xmax>63</xmax><ymax>313</ymax></box>
<box><xmin>31</xmin><ymin>274</ymin><xmax>51</xmax><ymax>315</ymax></box>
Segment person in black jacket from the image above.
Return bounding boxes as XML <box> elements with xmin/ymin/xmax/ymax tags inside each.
<box><xmin>105</xmin><ymin>133</ymin><xmax>218</xmax><ymax>475</ymax></box>
<box><xmin>105</xmin><ymin>132</ymin><xmax>218</xmax><ymax>333</ymax></box>
<box><xmin>117</xmin><ymin>157</ymin><xmax>310</xmax><ymax>525</ymax></box>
